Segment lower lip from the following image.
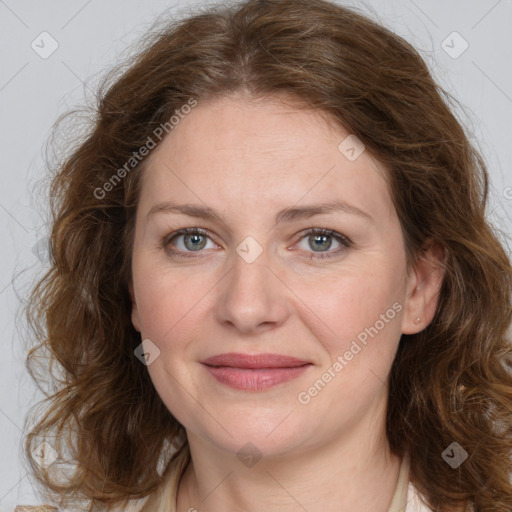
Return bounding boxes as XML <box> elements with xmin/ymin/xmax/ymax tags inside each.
<box><xmin>202</xmin><ymin>364</ymin><xmax>312</xmax><ymax>390</ymax></box>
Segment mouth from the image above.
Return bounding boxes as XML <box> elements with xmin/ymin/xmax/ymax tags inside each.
<box><xmin>201</xmin><ymin>353</ymin><xmax>313</xmax><ymax>390</ymax></box>
<box><xmin>201</xmin><ymin>352</ymin><xmax>312</xmax><ymax>369</ymax></box>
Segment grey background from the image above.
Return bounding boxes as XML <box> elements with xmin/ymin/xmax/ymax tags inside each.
<box><xmin>1</xmin><ymin>0</ymin><xmax>511</xmax><ymax>508</ymax></box>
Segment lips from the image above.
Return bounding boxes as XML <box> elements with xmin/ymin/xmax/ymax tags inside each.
<box><xmin>201</xmin><ymin>352</ymin><xmax>311</xmax><ymax>369</ymax></box>
<box><xmin>201</xmin><ymin>353</ymin><xmax>313</xmax><ymax>390</ymax></box>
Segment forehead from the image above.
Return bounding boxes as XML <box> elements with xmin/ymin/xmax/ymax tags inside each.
<box><xmin>138</xmin><ymin>95</ymin><xmax>394</xmax><ymax>224</ymax></box>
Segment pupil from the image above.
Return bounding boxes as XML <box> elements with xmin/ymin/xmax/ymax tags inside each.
<box><xmin>311</xmin><ymin>234</ymin><xmax>331</xmax><ymax>252</ymax></box>
<box><xmin>185</xmin><ymin>233</ymin><xmax>206</xmax><ymax>251</ymax></box>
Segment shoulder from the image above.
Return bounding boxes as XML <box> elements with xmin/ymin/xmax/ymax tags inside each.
<box><xmin>405</xmin><ymin>482</ymin><xmax>433</xmax><ymax>512</ymax></box>
<box><xmin>13</xmin><ymin>497</ymin><xmax>149</xmax><ymax>512</ymax></box>
<box><xmin>14</xmin><ymin>507</ymin><xmax>58</xmax><ymax>511</ymax></box>
<box><xmin>99</xmin><ymin>496</ymin><xmax>150</xmax><ymax>512</ymax></box>
<box><xmin>405</xmin><ymin>482</ymin><xmax>471</xmax><ymax>512</ymax></box>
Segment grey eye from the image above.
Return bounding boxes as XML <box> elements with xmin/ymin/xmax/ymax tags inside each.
<box><xmin>182</xmin><ymin>233</ymin><xmax>208</xmax><ymax>251</ymax></box>
<box><xmin>307</xmin><ymin>233</ymin><xmax>333</xmax><ymax>252</ymax></box>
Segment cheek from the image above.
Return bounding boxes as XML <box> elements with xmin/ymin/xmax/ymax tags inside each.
<box><xmin>133</xmin><ymin>257</ymin><xmax>208</xmax><ymax>338</ymax></box>
<box><xmin>292</xmin><ymin>264</ymin><xmax>404</xmax><ymax>349</ymax></box>
<box><xmin>133</xmin><ymin>267</ymin><xmax>209</xmax><ymax>416</ymax></box>
<box><xmin>292</xmin><ymin>272</ymin><xmax>404</xmax><ymax>417</ymax></box>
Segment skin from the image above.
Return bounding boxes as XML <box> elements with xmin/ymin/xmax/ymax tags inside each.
<box><xmin>129</xmin><ymin>93</ymin><xmax>445</xmax><ymax>512</ymax></box>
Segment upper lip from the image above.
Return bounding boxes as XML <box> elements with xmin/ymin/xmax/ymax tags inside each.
<box><xmin>201</xmin><ymin>353</ymin><xmax>312</xmax><ymax>369</ymax></box>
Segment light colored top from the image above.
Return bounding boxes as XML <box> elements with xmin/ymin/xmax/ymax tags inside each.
<box><xmin>16</xmin><ymin>452</ymin><xmax>435</xmax><ymax>512</ymax></box>
<box><xmin>137</xmin><ymin>450</ymin><xmax>434</xmax><ymax>512</ymax></box>
<box><xmin>388</xmin><ymin>454</ymin><xmax>433</xmax><ymax>512</ymax></box>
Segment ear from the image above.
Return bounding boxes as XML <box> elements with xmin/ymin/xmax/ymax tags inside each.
<box><xmin>401</xmin><ymin>240</ymin><xmax>446</xmax><ymax>335</ymax></box>
<box><xmin>129</xmin><ymin>280</ymin><xmax>141</xmax><ymax>333</ymax></box>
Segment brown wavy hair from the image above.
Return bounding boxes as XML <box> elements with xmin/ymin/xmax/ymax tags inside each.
<box><xmin>23</xmin><ymin>0</ymin><xmax>512</xmax><ymax>510</ymax></box>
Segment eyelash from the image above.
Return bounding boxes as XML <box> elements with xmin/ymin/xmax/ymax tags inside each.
<box><xmin>163</xmin><ymin>227</ymin><xmax>352</xmax><ymax>260</ymax></box>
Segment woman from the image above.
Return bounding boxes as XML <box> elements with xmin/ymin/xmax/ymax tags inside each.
<box><xmin>23</xmin><ymin>0</ymin><xmax>512</xmax><ymax>511</ymax></box>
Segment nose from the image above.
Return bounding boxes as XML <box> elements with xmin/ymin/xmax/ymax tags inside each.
<box><xmin>214</xmin><ymin>245</ymin><xmax>292</xmax><ymax>335</ymax></box>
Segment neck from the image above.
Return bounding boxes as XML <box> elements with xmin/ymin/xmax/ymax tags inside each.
<box><xmin>176</xmin><ymin>418</ymin><xmax>402</xmax><ymax>512</ymax></box>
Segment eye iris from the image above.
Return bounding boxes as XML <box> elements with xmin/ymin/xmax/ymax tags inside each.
<box><xmin>184</xmin><ymin>233</ymin><xmax>207</xmax><ymax>251</ymax></box>
<box><xmin>309</xmin><ymin>233</ymin><xmax>332</xmax><ymax>252</ymax></box>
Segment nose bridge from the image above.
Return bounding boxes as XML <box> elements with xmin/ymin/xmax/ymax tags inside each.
<box><xmin>228</xmin><ymin>235</ymin><xmax>273</xmax><ymax>305</ymax></box>
<box><xmin>214</xmin><ymin>235</ymin><xmax>290</xmax><ymax>332</ymax></box>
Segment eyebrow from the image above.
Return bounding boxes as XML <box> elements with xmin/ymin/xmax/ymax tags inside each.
<box><xmin>146</xmin><ymin>199</ymin><xmax>374</xmax><ymax>225</ymax></box>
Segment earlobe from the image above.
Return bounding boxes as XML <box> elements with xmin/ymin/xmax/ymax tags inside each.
<box><xmin>401</xmin><ymin>240</ymin><xmax>446</xmax><ymax>335</ymax></box>
<box><xmin>129</xmin><ymin>281</ymin><xmax>141</xmax><ymax>333</ymax></box>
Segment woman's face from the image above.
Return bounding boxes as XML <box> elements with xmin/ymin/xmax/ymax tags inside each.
<box><xmin>129</xmin><ymin>94</ymin><xmax>436</xmax><ymax>459</ymax></box>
